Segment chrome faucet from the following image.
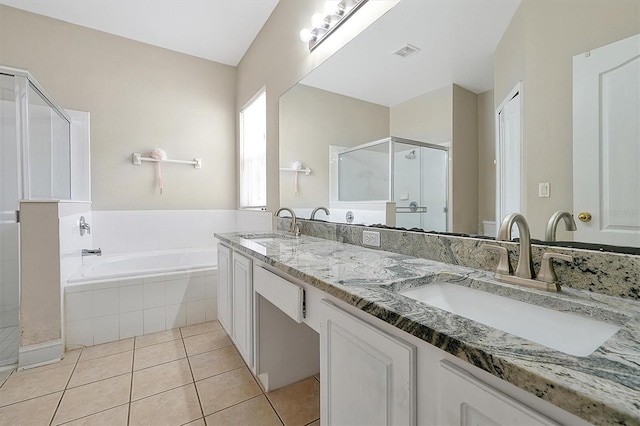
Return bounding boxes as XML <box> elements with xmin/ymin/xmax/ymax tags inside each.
<box><xmin>497</xmin><ymin>213</ymin><xmax>534</xmax><ymax>279</ymax></box>
<box><xmin>275</xmin><ymin>207</ymin><xmax>300</xmax><ymax>236</ymax></box>
<box><xmin>487</xmin><ymin>213</ymin><xmax>573</xmax><ymax>292</ymax></box>
<box><xmin>79</xmin><ymin>216</ymin><xmax>91</xmax><ymax>236</ymax></box>
<box><xmin>545</xmin><ymin>211</ymin><xmax>577</xmax><ymax>241</ymax></box>
<box><xmin>82</xmin><ymin>248</ymin><xmax>102</xmax><ymax>257</ymax></box>
<box><xmin>310</xmin><ymin>206</ymin><xmax>330</xmax><ymax>220</ymax></box>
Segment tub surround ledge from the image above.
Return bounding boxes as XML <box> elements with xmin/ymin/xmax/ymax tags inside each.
<box><xmin>216</xmin><ymin>231</ymin><xmax>640</xmax><ymax>426</ymax></box>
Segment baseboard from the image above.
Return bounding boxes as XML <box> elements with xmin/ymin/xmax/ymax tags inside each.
<box><xmin>18</xmin><ymin>339</ymin><xmax>64</xmax><ymax>370</ymax></box>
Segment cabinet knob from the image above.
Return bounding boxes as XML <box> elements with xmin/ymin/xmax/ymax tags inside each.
<box><xmin>577</xmin><ymin>212</ymin><xmax>592</xmax><ymax>222</ymax></box>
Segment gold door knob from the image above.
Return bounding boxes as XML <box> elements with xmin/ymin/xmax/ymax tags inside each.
<box><xmin>577</xmin><ymin>212</ymin><xmax>592</xmax><ymax>222</ymax></box>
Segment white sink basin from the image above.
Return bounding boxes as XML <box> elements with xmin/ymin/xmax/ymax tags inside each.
<box><xmin>239</xmin><ymin>233</ymin><xmax>296</xmax><ymax>245</ymax></box>
<box><xmin>400</xmin><ymin>282</ymin><xmax>620</xmax><ymax>356</ymax></box>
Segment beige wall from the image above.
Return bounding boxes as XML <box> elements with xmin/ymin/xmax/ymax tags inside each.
<box><xmin>279</xmin><ymin>84</ymin><xmax>389</xmax><ymax>207</ymax></box>
<box><xmin>237</xmin><ymin>0</ymin><xmax>400</xmax><ymax>212</ymax></box>
<box><xmin>477</xmin><ymin>90</ymin><xmax>496</xmax><ymax>232</ymax></box>
<box><xmin>494</xmin><ymin>0</ymin><xmax>640</xmax><ymax>239</ymax></box>
<box><xmin>451</xmin><ymin>85</ymin><xmax>479</xmax><ymax>234</ymax></box>
<box><xmin>0</xmin><ymin>5</ymin><xmax>237</xmax><ymax>210</ymax></box>
<box><xmin>390</xmin><ymin>85</ymin><xmax>452</xmax><ymax>143</ymax></box>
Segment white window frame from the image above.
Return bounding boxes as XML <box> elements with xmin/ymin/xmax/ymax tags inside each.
<box><xmin>239</xmin><ymin>88</ymin><xmax>267</xmax><ymax>209</ymax></box>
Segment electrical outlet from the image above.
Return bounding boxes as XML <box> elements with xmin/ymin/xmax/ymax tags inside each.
<box><xmin>362</xmin><ymin>230</ymin><xmax>381</xmax><ymax>247</ymax></box>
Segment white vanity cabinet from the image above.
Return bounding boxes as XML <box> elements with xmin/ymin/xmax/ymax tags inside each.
<box><xmin>320</xmin><ymin>300</ymin><xmax>417</xmax><ymax>426</ymax></box>
<box><xmin>216</xmin><ymin>244</ymin><xmax>254</xmax><ymax>369</ymax></box>
<box><xmin>231</xmin><ymin>251</ymin><xmax>253</xmax><ymax>368</ymax></box>
<box><xmin>439</xmin><ymin>361</ymin><xmax>559</xmax><ymax>426</ymax></box>
<box><xmin>216</xmin><ymin>244</ymin><xmax>232</xmax><ymax>335</ymax></box>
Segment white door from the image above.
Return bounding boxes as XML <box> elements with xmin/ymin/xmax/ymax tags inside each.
<box><xmin>320</xmin><ymin>300</ymin><xmax>416</xmax><ymax>426</ymax></box>
<box><xmin>217</xmin><ymin>245</ymin><xmax>232</xmax><ymax>335</ymax></box>
<box><xmin>232</xmin><ymin>251</ymin><xmax>253</xmax><ymax>368</ymax></box>
<box><xmin>495</xmin><ymin>84</ymin><xmax>522</xmax><ymax>234</ymax></box>
<box><xmin>573</xmin><ymin>34</ymin><xmax>640</xmax><ymax>246</ymax></box>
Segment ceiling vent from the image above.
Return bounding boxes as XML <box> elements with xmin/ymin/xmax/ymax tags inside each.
<box><xmin>392</xmin><ymin>43</ymin><xmax>421</xmax><ymax>58</ymax></box>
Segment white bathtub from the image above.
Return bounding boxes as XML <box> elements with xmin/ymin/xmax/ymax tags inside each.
<box><xmin>65</xmin><ymin>248</ymin><xmax>218</xmax><ymax>350</ymax></box>
<box><xmin>68</xmin><ymin>248</ymin><xmax>217</xmax><ymax>283</ymax></box>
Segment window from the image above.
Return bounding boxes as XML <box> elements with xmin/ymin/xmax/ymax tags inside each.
<box><xmin>239</xmin><ymin>90</ymin><xmax>267</xmax><ymax>209</ymax></box>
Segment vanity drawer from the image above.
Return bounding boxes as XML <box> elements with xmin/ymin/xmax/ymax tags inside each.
<box><xmin>254</xmin><ymin>266</ymin><xmax>304</xmax><ymax>323</ymax></box>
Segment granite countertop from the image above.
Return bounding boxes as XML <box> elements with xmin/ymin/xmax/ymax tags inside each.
<box><xmin>215</xmin><ymin>232</ymin><xmax>640</xmax><ymax>426</ymax></box>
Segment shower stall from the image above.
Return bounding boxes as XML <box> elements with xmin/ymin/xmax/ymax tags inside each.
<box><xmin>0</xmin><ymin>66</ymin><xmax>72</xmax><ymax>367</ymax></box>
<box><xmin>330</xmin><ymin>137</ymin><xmax>449</xmax><ymax>230</ymax></box>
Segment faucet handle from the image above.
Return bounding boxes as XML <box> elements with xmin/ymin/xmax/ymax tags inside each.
<box><xmin>537</xmin><ymin>252</ymin><xmax>573</xmax><ymax>284</ymax></box>
<box><xmin>484</xmin><ymin>244</ymin><xmax>513</xmax><ymax>276</ymax></box>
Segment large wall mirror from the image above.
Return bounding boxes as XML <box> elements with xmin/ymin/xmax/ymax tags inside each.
<box><xmin>279</xmin><ymin>0</ymin><xmax>640</xmax><ymax>251</ymax></box>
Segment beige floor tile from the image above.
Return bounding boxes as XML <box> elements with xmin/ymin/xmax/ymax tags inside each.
<box><xmin>133</xmin><ymin>339</ymin><xmax>186</xmax><ymax>371</ymax></box>
<box><xmin>68</xmin><ymin>350</ymin><xmax>133</xmax><ymax>388</ymax></box>
<box><xmin>59</xmin><ymin>404</ymin><xmax>129</xmax><ymax>426</ymax></box>
<box><xmin>189</xmin><ymin>346</ymin><xmax>244</xmax><ymax>381</ymax></box>
<box><xmin>52</xmin><ymin>374</ymin><xmax>131</xmax><ymax>425</ymax></box>
<box><xmin>132</xmin><ymin>358</ymin><xmax>193</xmax><ymax>401</ymax></box>
<box><xmin>135</xmin><ymin>328</ymin><xmax>182</xmax><ymax>349</ymax></box>
<box><xmin>196</xmin><ymin>367</ymin><xmax>262</xmax><ymax>416</ymax></box>
<box><xmin>0</xmin><ymin>364</ymin><xmax>74</xmax><ymax>407</ymax></box>
<box><xmin>313</xmin><ymin>373</ymin><xmax>320</xmax><ymax>383</ymax></box>
<box><xmin>183</xmin><ymin>330</ymin><xmax>231</xmax><ymax>357</ymax></box>
<box><xmin>0</xmin><ymin>391</ymin><xmax>62</xmax><ymax>425</ymax></box>
<box><xmin>129</xmin><ymin>383</ymin><xmax>202</xmax><ymax>426</ymax></box>
<box><xmin>306</xmin><ymin>421</ymin><xmax>320</xmax><ymax>426</ymax></box>
<box><xmin>185</xmin><ymin>419</ymin><xmax>206</xmax><ymax>426</ymax></box>
<box><xmin>79</xmin><ymin>338</ymin><xmax>134</xmax><ymax>362</ymax></box>
<box><xmin>205</xmin><ymin>395</ymin><xmax>282</xmax><ymax>426</ymax></box>
<box><xmin>266</xmin><ymin>377</ymin><xmax>320</xmax><ymax>426</ymax></box>
<box><xmin>180</xmin><ymin>320</ymin><xmax>222</xmax><ymax>338</ymax></box>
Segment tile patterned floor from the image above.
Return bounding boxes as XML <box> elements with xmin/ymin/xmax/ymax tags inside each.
<box><xmin>0</xmin><ymin>321</ymin><xmax>320</xmax><ymax>426</ymax></box>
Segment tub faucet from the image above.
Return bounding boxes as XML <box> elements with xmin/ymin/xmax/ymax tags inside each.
<box><xmin>497</xmin><ymin>213</ymin><xmax>535</xmax><ymax>279</ymax></box>
<box><xmin>311</xmin><ymin>206</ymin><xmax>330</xmax><ymax>220</ymax></box>
<box><xmin>82</xmin><ymin>248</ymin><xmax>102</xmax><ymax>257</ymax></box>
<box><xmin>275</xmin><ymin>207</ymin><xmax>300</xmax><ymax>236</ymax></box>
<box><xmin>545</xmin><ymin>211</ymin><xmax>577</xmax><ymax>241</ymax></box>
<box><xmin>79</xmin><ymin>216</ymin><xmax>91</xmax><ymax>236</ymax></box>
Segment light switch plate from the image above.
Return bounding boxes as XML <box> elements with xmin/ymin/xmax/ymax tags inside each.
<box><xmin>363</xmin><ymin>230</ymin><xmax>381</xmax><ymax>247</ymax></box>
<box><xmin>538</xmin><ymin>182</ymin><xmax>550</xmax><ymax>198</ymax></box>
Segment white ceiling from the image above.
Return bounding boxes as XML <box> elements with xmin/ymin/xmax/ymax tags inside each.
<box><xmin>0</xmin><ymin>0</ymin><xmax>280</xmax><ymax>66</ymax></box>
<box><xmin>301</xmin><ymin>0</ymin><xmax>521</xmax><ymax>106</ymax></box>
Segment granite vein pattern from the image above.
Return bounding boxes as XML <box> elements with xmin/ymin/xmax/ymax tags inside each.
<box><xmin>278</xmin><ymin>218</ymin><xmax>640</xmax><ymax>300</ymax></box>
<box><xmin>217</xmin><ymin>231</ymin><xmax>640</xmax><ymax>426</ymax></box>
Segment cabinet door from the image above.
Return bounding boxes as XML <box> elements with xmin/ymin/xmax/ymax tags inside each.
<box><xmin>232</xmin><ymin>251</ymin><xmax>253</xmax><ymax>368</ymax></box>
<box><xmin>439</xmin><ymin>361</ymin><xmax>558</xmax><ymax>426</ymax></box>
<box><xmin>321</xmin><ymin>300</ymin><xmax>416</xmax><ymax>426</ymax></box>
<box><xmin>216</xmin><ymin>244</ymin><xmax>232</xmax><ymax>335</ymax></box>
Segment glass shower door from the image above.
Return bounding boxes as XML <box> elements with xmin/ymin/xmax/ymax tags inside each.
<box><xmin>0</xmin><ymin>73</ymin><xmax>20</xmax><ymax>366</ymax></box>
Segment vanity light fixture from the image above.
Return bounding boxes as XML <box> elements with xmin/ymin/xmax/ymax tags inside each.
<box><xmin>300</xmin><ymin>0</ymin><xmax>368</xmax><ymax>51</ymax></box>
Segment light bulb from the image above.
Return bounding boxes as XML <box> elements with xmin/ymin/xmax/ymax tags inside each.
<box><xmin>299</xmin><ymin>28</ymin><xmax>314</xmax><ymax>43</ymax></box>
<box><xmin>311</xmin><ymin>13</ymin><xmax>326</xmax><ymax>28</ymax></box>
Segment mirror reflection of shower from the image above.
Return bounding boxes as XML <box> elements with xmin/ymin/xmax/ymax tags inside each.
<box><xmin>331</xmin><ymin>137</ymin><xmax>448</xmax><ymax>232</ymax></box>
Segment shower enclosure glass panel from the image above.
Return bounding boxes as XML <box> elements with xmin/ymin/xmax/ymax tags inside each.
<box><xmin>0</xmin><ymin>73</ymin><xmax>19</xmax><ymax>367</ymax></box>
<box><xmin>28</xmin><ymin>84</ymin><xmax>71</xmax><ymax>199</ymax></box>
<box><xmin>338</xmin><ymin>140</ymin><xmax>390</xmax><ymax>201</ymax></box>
<box><xmin>394</xmin><ymin>142</ymin><xmax>448</xmax><ymax>231</ymax></box>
